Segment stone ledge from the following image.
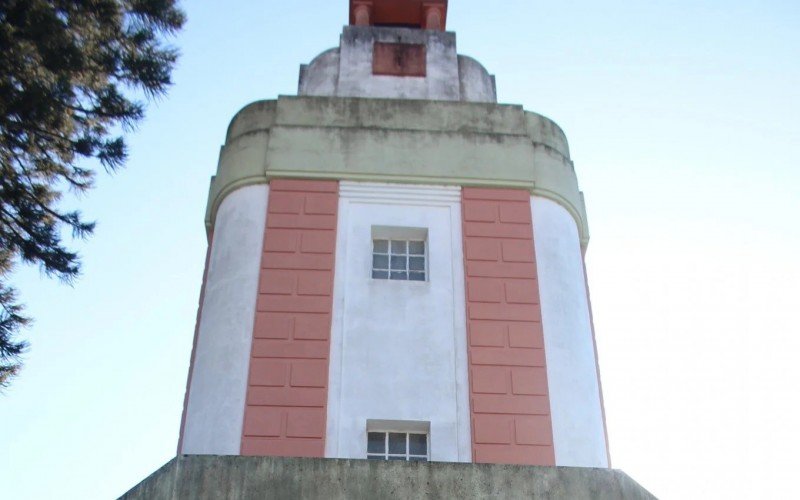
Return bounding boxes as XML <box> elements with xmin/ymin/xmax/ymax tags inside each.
<box><xmin>120</xmin><ymin>455</ymin><xmax>656</xmax><ymax>500</ymax></box>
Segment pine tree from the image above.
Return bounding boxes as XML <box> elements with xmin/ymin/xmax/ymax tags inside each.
<box><xmin>0</xmin><ymin>0</ymin><xmax>185</xmax><ymax>387</ymax></box>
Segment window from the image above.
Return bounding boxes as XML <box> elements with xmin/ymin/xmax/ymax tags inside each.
<box><xmin>372</xmin><ymin>239</ymin><xmax>426</xmax><ymax>281</ymax></box>
<box><xmin>367</xmin><ymin>431</ymin><xmax>428</xmax><ymax>461</ymax></box>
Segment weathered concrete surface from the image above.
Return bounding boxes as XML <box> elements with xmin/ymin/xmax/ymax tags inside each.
<box><xmin>120</xmin><ymin>456</ymin><xmax>656</xmax><ymax>500</ymax></box>
<box><xmin>298</xmin><ymin>26</ymin><xmax>497</xmax><ymax>103</ymax></box>
<box><xmin>206</xmin><ymin>95</ymin><xmax>590</xmax><ymax>249</ymax></box>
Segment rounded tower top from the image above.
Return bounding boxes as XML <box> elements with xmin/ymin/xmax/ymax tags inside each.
<box><xmin>350</xmin><ymin>0</ymin><xmax>448</xmax><ymax>31</ymax></box>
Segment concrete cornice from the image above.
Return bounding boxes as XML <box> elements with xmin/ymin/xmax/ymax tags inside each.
<box><xmin>206</xmin><ymin>95</ymin><xmax>590</xmax><ymax>248</ymax></box>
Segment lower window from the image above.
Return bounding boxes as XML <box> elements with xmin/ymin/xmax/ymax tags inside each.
<box><xmin>367</xmin><ymin>431</ymin><xmax>428</xmax><ymax>461</ymax></box>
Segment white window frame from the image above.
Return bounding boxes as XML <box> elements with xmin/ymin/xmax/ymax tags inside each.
<box><xmin>367</xmin><ymin>431</ymin><xmax>429</xmax><ymax>461</ymax></box>
<box><xmin>371</xmin><ymin>226</ymin><xmax>428</xmax><ymax>282</ymax></box>
<box><xmin>366</xmin><ymin>419</ymin><xmax>430</xmax><ymax>462</ymax></box>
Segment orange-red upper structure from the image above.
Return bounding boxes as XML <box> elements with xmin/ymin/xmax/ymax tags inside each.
<box><xmin>350</xmin><ymin>0</ymin><xmax>448</xmax><ymax>30</ymax></box>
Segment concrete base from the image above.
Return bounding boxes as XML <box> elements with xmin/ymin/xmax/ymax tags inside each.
<box><xmin>120</xmin><ymin>456</ymin><xmax>655</xmax><ymax>499</ymax></box>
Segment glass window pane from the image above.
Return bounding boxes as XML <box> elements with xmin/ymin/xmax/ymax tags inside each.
<box><xmin>409</xmin><ymin>272</ymin><xmax>425</xmax><ymax>282</ymax></box>
<box><xmin>388</xmin><ymin>456</ymin><xmax>407</xmax><ymax>461</ymax></box>
<box><xmin>408</xmin><ymin>434</ymin><xmax>427</xmax><ymax>455</ymax></box>
<box><xmin>391</xmin><ymin>240</ymin><xmax>407</xmax><ymax>254</ymax></box>
<box><xmin>373</xmin><ymin>255</ymin><xmax>389</xmax><ymax>269</ymax></box>
<box><xmin>409</xmin><ymin>456</ymin><xmax>428</xmax><ymax>462</ymax></box>
<box><xmin>368</xmin><ymin>432</ymin><xmax>386</xmax><ymax>453</ymax></box>
<box><xmin>390</xmin><ymin>255</ymin><xmax>407</xmax><ymax>270</ymax></box>
<box><xmin>388</xmin><ymin>433</ymin><xmax>406</xmax><ymax>454</ymax></box>
<box><xmin>373</xmin><ymin>240</ymin><xmax>388</xmax><ymax>253</ymax></box>
<box><xmin>409</xmin><ymin>256</ymin><xmax>425</xmax><ymax>271</ymax></box>
<box><xmin>409</xmin><ymin>241</ymin><xmax>425</xmax><ymax>255</ymax></box>
<box><xmin>367</xmin><ymin>455</ymin><xmax>384</xmax><ymax>460</ymax></box>
<box><xmin>390</xmin><ymin>271</ymin><xmax>408</xmax><ymax>280</ymax></box>
<box><xmin>372</xmin><ymin>270</ymin><xmax>389</xmax><ymax>280</ymax></box>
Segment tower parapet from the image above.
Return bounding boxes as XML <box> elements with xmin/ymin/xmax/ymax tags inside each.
<box><xmin>300</xmin><ymin>0</ymin><xmax>494</xmax><ymax>102</ymax></box>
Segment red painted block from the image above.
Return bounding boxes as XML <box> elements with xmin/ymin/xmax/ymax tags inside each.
<box><xmin>473</xmin><ymin>444</ymin><xmax>554</xmax><ymax>465</ymax></box>
<box><xmin>471</xmin><ymin>366</ymin><xmax>509</xmax><ymax>394</ymax></box>
<box><xmin>263</xmin><ymin>229</ymin><xmax>299</xmax><ymax>253</ymax></box>
<box><xmin>262</xmin><ymin>253</ymin><xmax>335</xmax><ymax>271</ymax></box>
<box><xmin>504</xmin><ymin>281</ymin><xmax>539</xmax><ymax>304</ymax></box>
<box><xmin>499</xmin><ymin>203</ymin><xmax>532</xmax><ymax>224</ymax></box>
<box><xmin>303</xmin><ymin>193</ymin><xmax>338</xmax><ymax>215</ymax></box>
<box><xmin>501</xmin><ymin>240</ymin><xmax>535</xmax><ymax>263</ymax></box>
<box><xmin>285</xmin><ymin>408</ymin><xmax>326</xmax><ymax>438</ymax></box>
<box><xmin>469</xmin><ymin>322</ymin><xmax>507</xmax><ymax>347</ymax></box>
<box><xmin>464</xmin><ymin>201</ymin><xmax>498</xmax><ymax>222</ymax></box>
<box><xmin>300</xmin><ymin>231</ymin><xmax>336</xmax><ymax>254</ymax></box>
<box><xmin>259</xmin><ymin>269</ymin><xmax>296</xmax><ymax>295</ymax></box>
<box><xmin>297</xmin><ymin>270</ymin><xmax>333</xmax><ymax>296</ymax></box>
<box><xmin>471</xmin><ymin>347</ymin><xmax>546</xmax><ymax>367</ymax></box>
<box><xmin>511</xmin><ymin>367</ymin><xmax>549</xmax><ymax>396</ymax></box>
<box><xmin>471</xmin><ymin>394</ymin><xmax>550</xmax><ymax>415</ymax></box>
<box><xmin>466</xmin><ymin>262</ymin><xmax>537</xmax><ymax>279</ymax></box>
<box><xmin>515</xmin><ymin>416</ymin><xmax>554</xmax><ymax>446</ymax></box>
<box><xmin>241</xmin><ymin>437</ymin><xmax>325</xmax><ymax>458</ymax></box>
<box><xmin>469</xmin><ymin>303</ymin><xmax>541</xmax><ymax>322</ymax></box>
<box><xmin>293</xmin><ymin>315</ymin><xmax>331</xmax><ymax>340</ymax></box>
<box><xmin>267</xmin><ymin>213</ymin><xmax>337</xmax><ymax>231</ymax></box>
<box><xmin>463</xmin><ymin>221</ymin><xmax>533</xmax><ymax>240</ymax></box>
<box><xmin>464</xmin><ymin>239</ymin><xmax>500</xmax><ymax>262</ymax></box>
<box><xmin>249</xmin><ymin>359</ymin><xmax>288</xmax><ymax>387</ymax></box>
<box><xmin>507</xmin><ymin>322</ymin><xmax>544</xmax><ymax>348</ymax></box>
<box><xmin>258</xmin><ymin>295</ymin><xmax>332</xmax><ymax>314</ymax></box>
<box><xmin>473</xmin><ymin>415</ymin><xmax>513</xmax><ymax>444</ymax></box>
<box><xmin>253</xmin><ymin>313</ymin><xmax>293</xmax><ymax>340</ymax></box>
<box><xmin>290</xmin><ymin>360</ymin><xmax>328</xmax><ymax>388</ymax></box>
<box><xmin>467</xmin><ymin>279</ymin><xmax>504</xmax><ymax>303</ymax></box>
<box><xmin>251</xmin><ymin>339</ymin><xmax>330</xmax><ymax>359</ymax></box>
<box><xmin>247</xmin><ymin>387</ymin><xmax>327</xmax><ymax>408</ymax></box>
<box><xmin>269</xmin><ymin>192</ymin><xmax>304</xmax><ymax>214</ymax></box>
<box><xmin>242</xmin><ymin>407</ymin><xmax>283</xmax><ymax>437</ymax></box>
<box><xmin>372</xmin><ymin>42</ymin><xmax>426</xmax><ymax>77</ymax></box>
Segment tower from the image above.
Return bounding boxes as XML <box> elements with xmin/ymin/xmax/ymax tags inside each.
<box><xmin>175</xmin><ymin>0</ymin><xmax>610</xmax><ymax>468</ymax></box>
<box><xmin>122</xmin><ymin>3</ymin><xmax>658</xmax><ymax>496</ymax></box>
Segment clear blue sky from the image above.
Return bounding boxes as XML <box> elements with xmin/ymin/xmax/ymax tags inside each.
<box><xmin>2</xmin><ymin>1</ymin><xmax>799</xmax><ymax>498</ymax></box>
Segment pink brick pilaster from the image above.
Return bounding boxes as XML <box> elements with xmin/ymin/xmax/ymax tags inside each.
<box><xmin>462</xmin><ymin>188</ymin><xmax>555</xmax><ymax>465</ymax></box>
<box><xmin>241</xmin><ymin>180</ymin><xmax>338</xmax><ymax>457</ymax></box>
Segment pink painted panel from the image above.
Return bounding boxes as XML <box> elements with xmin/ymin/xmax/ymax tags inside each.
<box><xmin>241</xmin><ymin>180</ymin><xmax>338</xmax><ymax>458</ymax></box>
<box><xmin>462</xmin><ymin>187</ymin><xmax>555</xmax><ymax>466</ymax></box>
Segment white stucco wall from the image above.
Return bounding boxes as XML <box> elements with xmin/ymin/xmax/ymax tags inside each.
<box><xmin>531</xmin><ymin>196</ymin><xmax>608</xmax><ymax>467</ymax></box>
<box><xmin>326</xmin><ymin>182</ymin><xmax>471</xmax><ymax>462</ymax></box>
<box><xmin>181</xmin><ymin>185</ymin><xmax>268</xmax><ymax>455</ymax></box>
<box><xmin>337</xmin><ymin>27</ymin><xmax>460</xmax><ymax>101</ymax></box>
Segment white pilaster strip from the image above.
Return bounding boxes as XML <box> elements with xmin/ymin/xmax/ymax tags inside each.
<box><xmin>182</xmin><ymin>185</ymin><xmax>269</xmax><ymax>455</ymax></box>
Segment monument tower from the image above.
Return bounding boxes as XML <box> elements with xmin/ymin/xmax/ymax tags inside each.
<box><xmin>175</xmin><ymin>0</ymin><xmax>610</xmax><ymax>469</ymax></box>
<box><xmin>123</xmin><ymin>3</ymin><xmax>657</xmax><ymax>496</ymax></box>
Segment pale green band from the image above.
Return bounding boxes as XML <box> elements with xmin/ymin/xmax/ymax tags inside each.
<box><xmin>206</xmin><ymin>96</ymin><xmax>589</xmax><ymax>247</ymax></box>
